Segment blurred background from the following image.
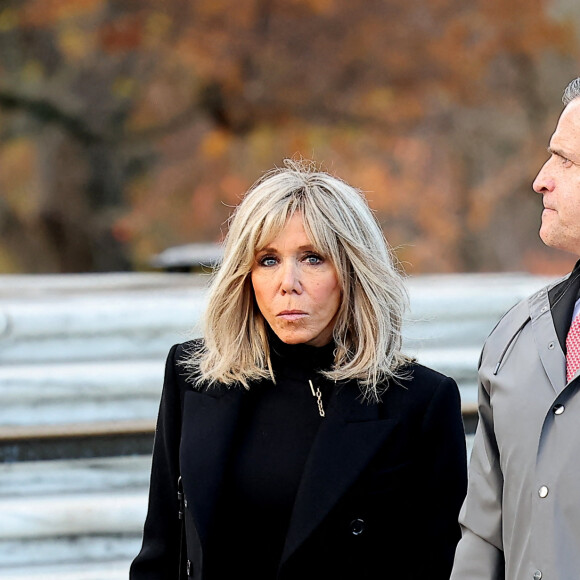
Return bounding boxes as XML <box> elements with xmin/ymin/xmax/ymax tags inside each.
<box><xmin>2</xmin><ymin>0</ymin><xmax>580</xmax><ymax>276</ymax></box>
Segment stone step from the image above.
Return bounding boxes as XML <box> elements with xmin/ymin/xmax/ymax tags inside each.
<box><xmin>0</xmin><ymin>360</ymin><xmax>164</xmax><ymax>426</ymax></box>
<box><xmin>0</xmin><ymin>420</ymin><xmax>155</xmax><ymax>463</ymax></box>
<box><xmin>0</xmin><ymin>456</ymin><xmax>149</xmax><ymax>571</ymax></box>
<box><xmin>406</xmin><ymin>272</ymin><xmax>552</xmax><ymax>316</ymax></box>
<box><xmin>0</xmin><ymin>273</ymin><xmax>555</xmax><ymax>365</ymax></box>
<box><xmin>0</xmin><ymin>454</ymin><xmax>151</xmax><ymax>498</ymax></box>
<box><xmin>404</xmin><ymin>272</ymin><xmax>554</xmax><ymax>349</ymax></box>
<box><xmin>0</xmin><ymin>273</ymin><xmax>207</xmax><ymax>364</ymax></box>
<box><xmin>0</xmin><ymin>383</ymin><xmax>478</xmax><ymax>462</ymax></box>
<box><xmin>0</xmin><ymin>350</ymin><xmax>480</xmax><ymax>427</ymax></box>
<box><xmin>0</xmin><ymin>559</ymin><xmax>132</xmax><ymax>580</ymax></box>
<box><xmin>0</xmin><ymin>491</ymin><xmax>146</xmax><ymax>539</ymax></box>
<box><xmin>0</xmin><ymin>271</ymin><xmax>552</xmax><ymax>458</ymax></box>
<box><xmin>0</xmin><ymin>344</ymin><xmax>479</xmax><ymax>463</ymax></box>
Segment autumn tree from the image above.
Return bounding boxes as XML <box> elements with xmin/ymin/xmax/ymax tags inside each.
<box><xmin>0</xmin><ymin>0</ymin><xmax>578</xmax><ymax>273</ymax></box>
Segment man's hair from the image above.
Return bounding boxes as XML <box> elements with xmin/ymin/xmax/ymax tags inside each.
<box><xmin>185</xmin><ymin>159</ymin><xmax>412</xmax><ymax>401</ymax></box>
<box><xmin>562</xmin><ymin>77</ymin><xmax>580</xmax><ymax>106</ymax></box>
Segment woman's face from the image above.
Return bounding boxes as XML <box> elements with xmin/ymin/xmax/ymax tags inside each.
<box><xmin>251</xmin><ymin>212</ymin><xmax>341</xmax><ymax>347</ymax></box>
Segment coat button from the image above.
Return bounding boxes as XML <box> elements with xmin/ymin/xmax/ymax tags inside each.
<box><xmin>350</xmin><ymin>518</ymin><xmax>366</xmax><ymax>536</ymax></box>
<box><xmin>533</xmin><ymin>570</ymin><xmax>542</xmax><ymax>580</ymax></box>
<box><xmin>538</xmin><ymin>486</ymin><xmax>549</xmax><ymax>498</ymax></box>
<box><xmin>553</xmin><ymin>404</ymin><xmax>565</xmax><ymax>415</ymax></box>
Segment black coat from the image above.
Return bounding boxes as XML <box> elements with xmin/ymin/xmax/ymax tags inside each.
<box><xmin>130</xmin><ymin>342</ymin><xmax>467</xmax><ymax>580</ymax></box>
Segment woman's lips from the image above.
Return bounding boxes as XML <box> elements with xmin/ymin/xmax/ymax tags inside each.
<box><xmin>277</xmin><ymin>310</ymin><xmax>307</xmax><ymax>321</ymax></box>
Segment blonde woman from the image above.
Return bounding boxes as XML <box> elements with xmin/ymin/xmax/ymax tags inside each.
<box><xmin>130</xmin><ymin>160</ymin><xmax>467</xmax><ymax>580</ymax></box>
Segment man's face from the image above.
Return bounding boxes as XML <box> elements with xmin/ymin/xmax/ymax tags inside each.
<box><xmin>533</xmin><ymin>99</ymin><xmax>580</xmax><ymax>255</ymax></box>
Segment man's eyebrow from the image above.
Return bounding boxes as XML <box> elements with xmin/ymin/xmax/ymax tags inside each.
<box><xmin>548</xmin><ymin>146</ymin><xmax>575</xmax><ymax>158</ymax></box>
<box><xmin>547</xmin><ymin>146</ymin><xmax>580</xmax><ymax>165</ymax></box>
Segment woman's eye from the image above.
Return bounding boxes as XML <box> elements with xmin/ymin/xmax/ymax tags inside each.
<box><xmin>259</xmin><ymin>256</ymin><xmax>277</xmax><ymax>267</ymax></box>
<box><xmin>562</xmin><ymin>157</ymin><xmax>573</xmax><ymax>168</ymax></box>
<box><xmin>304</xmin><ymin>253</ymin><xmax>323</xmax><ymax>265</ymax></box>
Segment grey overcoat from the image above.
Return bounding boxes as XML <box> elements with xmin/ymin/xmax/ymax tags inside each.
<box><xmin>451</xmin><ymin>265</ymin><xmax>580</xmax><ymax>580</ymax></box>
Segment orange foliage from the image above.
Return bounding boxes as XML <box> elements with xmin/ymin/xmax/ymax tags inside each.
<box><xmin>98</xmin><ymin>11</ymin><xmax>144</xmax><ymax>53</ymax></box>
<box><xmin>19</xmin><ymin>0</ymin><xmax>104</xmax><ymax>27</ymax></box>
<box><xmin>1</xmin><ymin>0</ymin><xmax>579</xmax><ymax>273</ymax></box>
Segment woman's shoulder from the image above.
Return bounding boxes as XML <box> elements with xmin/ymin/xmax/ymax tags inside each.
<box><xmin>386</xmin><ymin>360</ymin><xmax>459</xmax><ymax>405</ymax></box>
<box><xmin>162</xmin><ymin>339</ymin><xmax>205</xmax><ymax>389</ymax></box>
<box><xmin>404</xmin><ymin>361</ymin><xmax>456</xmax><ymax>385</ymax></box>
<box><xmin>173</xmin><ymin>338</ymin><xmax>204</xmax><ymax>362</ymax></box>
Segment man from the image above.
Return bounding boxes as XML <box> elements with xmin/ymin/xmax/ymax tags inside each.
<box><xmin>450</xmin><ymin>77</ymin><xmax>580</xmax><ymax>580</ymax></box>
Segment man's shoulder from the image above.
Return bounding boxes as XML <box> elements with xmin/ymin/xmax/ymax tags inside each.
<box><xmin>479</xmin><ymin>275</ymin><xmax>568</xmax><ymax>370</ymax></box>
<box><xmin>489</xmin><ymin>275</ymin><xmax>569</xmax><ymax>338</ymax></box>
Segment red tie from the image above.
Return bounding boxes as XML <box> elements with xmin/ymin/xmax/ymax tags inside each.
<box><xmin>566</xmin><ymin>313</ymin><xmax>580</xmax><ymax>382</ymax></box>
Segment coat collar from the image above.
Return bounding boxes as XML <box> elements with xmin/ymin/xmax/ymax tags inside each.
<box><xmin>548</xmin><ymin>259</ymin><xmax>580</xmax><ymax>351</ymax></box>
<box><xmin>528</xmin><ymin>263</ymin><xmax>580</xmax><ymax>394</ymax></box>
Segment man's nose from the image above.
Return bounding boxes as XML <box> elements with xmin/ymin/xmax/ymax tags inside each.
<box><xmin>533</xmin><ymin>162</ymin><xmax>555</xmax><ymax>194</ymax></box>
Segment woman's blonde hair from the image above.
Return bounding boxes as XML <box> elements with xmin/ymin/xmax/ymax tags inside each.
<box><xmin>187</xmin><ymin>159</ymin><xmax>412</xmax><ymax>401</ymax></box>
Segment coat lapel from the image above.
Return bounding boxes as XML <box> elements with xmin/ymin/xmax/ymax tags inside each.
<box><xmin>280</xmin><ymin>382</ymin><xmax>398</xmax><ymax>565</ymax></box>
<box><xmin>530</xmin><ymin>288</ymin><xmax>567</xmax><ymax>395</ymax></box>
<box><xmin>179</xmin><ymin>386</ymin><xmax>244</xmax><ymax>548</ymax></box>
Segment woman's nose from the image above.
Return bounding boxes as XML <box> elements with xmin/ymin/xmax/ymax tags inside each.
<box><xmin>279</xmin><ymin>262</ymin><xmax>302</xmax><ymax>294</ymax></box>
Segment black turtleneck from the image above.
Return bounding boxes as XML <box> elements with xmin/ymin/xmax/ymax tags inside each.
<box><xmin>204</xmin><ymin>334</ymin><xmax>335</xmax><ymax>580</ymax></box>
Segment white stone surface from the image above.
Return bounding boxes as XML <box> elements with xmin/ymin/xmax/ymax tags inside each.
<box><xmin>405</xmin><ymin>273</ymin><xmax>554</xmax><ymax>346</ymax></box>
<box><xmin>0</xmin><ymin>360</ymin><xmax>163</xmax><ymax>425</ymax></box>
<box><xmin>0</xmin><ymin>455</ymin><xmax>151</xmax><ymax>498</ymax></box>
<box><xmin>0</xmin><ymin>536</ymin><xmax>140</xmax><ymax>570</ymax></box>
<box><xmin>0</xmin><ymin>360</ymin><xmax>163</xmax><ymax>398</ymax></box>
<box><xmin>406</xmin><ymin>272</ymin><xmax>555</xmax><ymax>318</ymax></box>
<box><xmin>0</xmin><ymin>272</ymin><xmax>556</xmax><ymax>428</ymax></box>
<box><xmin>0</xmin><ymin>273</ymin><xmax>208</xmax><ymax>364</ymax></box>
<box><xmin>1</xmin><ymin>559</ymin><xmax>131</xmax><ymax>580</ymax></box>
<box><xmin>0</xmin><ymin>456</ymin><xmax>149</xmax><ymax>570</ymax></box>
<box><xmin>0</xmin><ymin>491</ymin><xmax>148</xmax><ymax>539</ymax></box>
